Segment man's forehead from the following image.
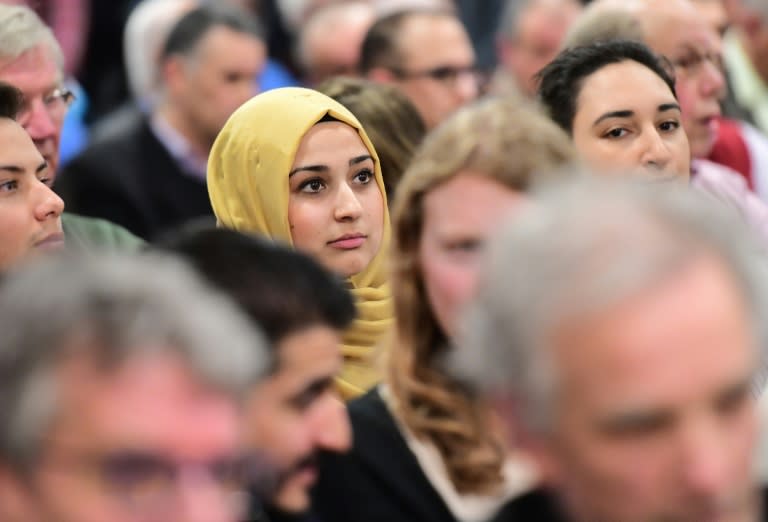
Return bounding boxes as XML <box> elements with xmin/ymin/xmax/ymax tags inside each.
<box><xmin>0</xmin><ymin>45</ymin><xmax>61</xmax><ymax>90</ymax></box>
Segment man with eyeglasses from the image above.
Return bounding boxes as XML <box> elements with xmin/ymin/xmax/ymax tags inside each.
<box><xmin>0</xmin><ymin>4</ymin><xmax>143</xmax><ymax>251</ymax></box>
<box><xmin>361</xmin><ymin>7</ymin><xmax>479</xmax><ymax>129</ymax></box>
<box><xmin>0</xmin><ymin>252</ymin><xmax>270</xmax><ymax>522</ymax></box>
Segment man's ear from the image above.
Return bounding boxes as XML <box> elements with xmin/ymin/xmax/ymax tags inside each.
<box><xmin>0</xmin><ymin>464</ymin><xmax>36</xmax><ymax>522</ymax></box>
<box><xmin>160</xmin><ymin>55</ymin><xmax>189</xmax><ymax>97</ymax></box>
<box><xmin>366</xmin><ymin>66</ymin><xmax>398</xmax><ymax>84</ymax></box>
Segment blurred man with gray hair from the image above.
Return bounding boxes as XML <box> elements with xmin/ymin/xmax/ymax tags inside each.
<box><xmin>453</xmin><ymin>177</ymin><xmax>768</xmax><ymax>522</ymax></box>
<box><xmin>0</xmin><ymin>253</ymin><xmax>269</xmax><ymax>522</ymax></box>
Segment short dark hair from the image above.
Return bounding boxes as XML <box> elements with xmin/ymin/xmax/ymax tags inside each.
<box><xmin>0</xmin><ymin>82</ymin><xmax>23</xmax><ymax>120</ymax></box>
<box><xmin>359</xmin><ymin>8</ymin><xmax>455</xmax><ymax>74</ymax></box>
<box><xmin>161</xmin><ymin>4</ymin><xmax>264</xmax><ymax>61</ymax></box>
<box><xmin>536</xmin><ymin>39</ymin><xmax>676</xmax><ymax>134</ymax></box>
<box><xmin>156</xmin><ymin>225</ymin><xmax>356</xmax><ymax>350</ymax></box>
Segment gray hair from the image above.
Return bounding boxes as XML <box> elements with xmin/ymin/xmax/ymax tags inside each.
<box><xmin>0</xmin><ymin>252</ymin><xmax>269</xmax><ymax>470</ymax></box>
<box><xmin>450</xmin><ymin>175</ymin><xmax>768</xmax><ymax>433</ymax></box>
<box><xmin>561</xmin><ymin>3</ymin><xmax>643</xmax><ymax>49</ymax></box>
<box><xmin>0</xmin><ymin>4</ymin><xmax>64</xmax><ymax>72</ymax></box>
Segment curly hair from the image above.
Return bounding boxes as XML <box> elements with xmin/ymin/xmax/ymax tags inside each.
<box><xmin>387</xmin><ymin>96</ymin><xmax>575</xmax><ymax>494</ymax></box>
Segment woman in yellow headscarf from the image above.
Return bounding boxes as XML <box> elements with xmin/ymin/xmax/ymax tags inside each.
<box><xmin>208</xmin><ymin>87</ymin><xmax>392</xmax><ymax>399</ymax></box>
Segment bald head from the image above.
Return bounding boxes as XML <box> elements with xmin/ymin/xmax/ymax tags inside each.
<box><xmin>298</xmin><ymin>1</ymin><xmax>375</xmax><ymax>85</ymax></box>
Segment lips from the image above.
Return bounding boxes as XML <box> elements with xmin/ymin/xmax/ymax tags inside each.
<box><xmin>328</xmin><ymin>233</ymin><xmax>366</xmax><ymax>249</ymax></box>
<box><xmin>34</xmin><ymin>232</ymin><xmax>65</xmax><ymax>251</ymax></box>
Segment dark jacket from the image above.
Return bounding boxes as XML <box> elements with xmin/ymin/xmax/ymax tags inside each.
<box><xmin>311</xmin><ymin>387</ymin><xmax>459</xmax><ymax>522</ymax></box>
<box><xmin>56</xmin><ymin>113</ymin><xmax>214</xmax><ymax>240</ymax></box>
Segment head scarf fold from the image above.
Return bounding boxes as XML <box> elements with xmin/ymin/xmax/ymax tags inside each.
<box><xmin>208</xmin><ymin>87</ymin><xmax>393</xmax><ymax>399</ymax></box>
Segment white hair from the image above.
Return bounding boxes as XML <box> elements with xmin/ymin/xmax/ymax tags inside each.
<box><xmin>0</xmin><ymin>4</ymin><xmax>64</xmax><ymax>71</ymax></box>
<box><xmin>450</xmin><ymin>175</ymin><xmax>768</xmax><ymax>433</ymax></box>
<box><xmin>123</xmin><ymin>0</ymin><xmax>199</xmax><ymax>103</ymax></box>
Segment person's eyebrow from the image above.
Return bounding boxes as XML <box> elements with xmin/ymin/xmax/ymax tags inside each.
<box><xmin>658</xmin><ymin>103</ymin><xmax>681</xmax><ymax>113</ymax></box>
<box><xmin>289</xmin><ymin>155</ymin><xmax>373</xmax><ymax>177</ymax></box>
<box><xmin>289</xmin><ymin>164</ymin><xmax>328</xmax><ymax>177</ymax></box>
<box><xmin>350</xmin><ymin>154</ymin><xmax>372</xmax><ymax>166</ymax></box>
<box><xmin>0</xmin><ymin>161</ymin><xmax>46</xmax><ymax>174</ymax></box>
<box><xmin>593</xmin><ymin>110</ymin><xmax>633</xmax><ymax>127</ymax></box>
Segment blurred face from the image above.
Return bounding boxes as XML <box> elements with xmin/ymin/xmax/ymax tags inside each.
<box><xmin>391</xmin><ymin>14</ymin><xmax>478</xmax><ymax>129</ymax></box>
<box><xmin>0</xmin><ymin>45</ymin><xmax>66</xmax><ymax>178</ymax></box>
<box><xmin>419</xmin><ymin>173</ymin><xmax>528</xmax><ymax>339</ymax></box>
<box><xmin>288</xmin><ymin>121</ymin><xmax>384</xmax><ymax>278</ymax></box>
<box><xmin>175</xmin><ymin>26</ymin><xmax>265</xmax><ymax>147</ymax></box>
<box><xmin>0</xmin><ymin>119</ymin><xmax>64</xmax><ymax>271</ymax></box>
<box><xmin>1</xmin><ymin>353</ymin><xmax>245</xmax><ymax>522</ymax></box>
<box><xmin>500</xmin><ymin>0</ymin><xmax>581</xmax><ymax>97</ymax></box>
<box><xmin>304</xmin><ymin>11</ymin><xmax>374</xmax><ymax>85</ymax></box>
<box><xmin>572</xmin><ymin>60</ymin><xmax>691</xmax><ymax>181</ymax></box>
<box><xmin>643</xmin><ymin>8</ymin><xmax>726</xmax><ymax>158</ymax></box>
<box><xmin>245</xmin><ymin>325</ymin><xmax>350</xmax><ymax>513</ymax></box>
<box><xmin>543</xmin><ymin>255</ymin><xmax>759</xmax><ymax>522</ymax></box>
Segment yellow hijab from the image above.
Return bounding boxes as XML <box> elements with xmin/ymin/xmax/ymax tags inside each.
<box><xmin>208</xmin><ymin>87</ymin><xmax>393</xmax><ymax>399</ymax></box>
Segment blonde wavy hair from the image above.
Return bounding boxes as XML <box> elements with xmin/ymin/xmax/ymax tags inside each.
<box><xmin>387</xmin><ymin>96</ymin><xmax>576</xmax><ymax>494</ymax></box>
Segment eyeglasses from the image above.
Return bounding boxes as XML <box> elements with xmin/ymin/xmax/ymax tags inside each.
<box><xmin>670</xmin><ymin>50</ymin><xmax>724</xmax><ymax>77</ymax></box>
<box><xmin>17</xmin><ymin>86</ymin><xmax>76</xmax><ymax>127</ymax></box>
<box><xmin>390</xmin><ymin>64</ymin><xmax>480</xmax><ymax>87</ymax></box>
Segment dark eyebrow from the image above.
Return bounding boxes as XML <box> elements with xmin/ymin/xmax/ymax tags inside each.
<box><xmin>289</xmin><ymin>164</ymin><xmax>328</xmax><ymax>177</ymax></box>
<box><xmin>593</xmin><ymin>110</ymin><xmax>633</xmax><ymax>127</ymax></box>
<box><xmin>350</xmin><ymin>155</ymin><xmax>372</xmax><ymax>166</ymax></box>
<box><xmin>658</xmin><ymin>103</ymin><xmax>681</xmax><ymax>113</ymax></box>
<box><xmin>0</xmin><ymin>161</ymin><xmax>47</xmax><ymax>174</ymax></box>
<box><xmin>289</xmin><ymin>155</ymin><xmax>374</xmax><ymax>177</ymax></box>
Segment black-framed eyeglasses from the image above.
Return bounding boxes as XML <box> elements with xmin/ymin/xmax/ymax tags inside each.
<box><xmin>390</xmin><ymin>64</ymin><xmax>480</xmax><ymax>87</ymax></box>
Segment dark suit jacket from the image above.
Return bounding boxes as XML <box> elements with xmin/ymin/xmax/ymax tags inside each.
<box><xmin>311</xmin><ymin>387</ymin><xmax>458</xmax><ymax>522</ymax></box>
<box><xmin>56</xmin><ymin>112</ymin><xmax>214</xmax><ymax>240</ymax></box>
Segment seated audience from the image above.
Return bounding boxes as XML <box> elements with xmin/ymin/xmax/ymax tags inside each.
<box><xmin>57</xmin><ymin>5</ymin><xmax>266</xmax><ymax>240</ymax></box>
<box><xmin>0</xmin><ymin>4</ymin><xmax>142</xmax><ymax>250</ymax></box>
<box><xmin>538</xmin><ymin>39</ymin><xmax>768</xmax><ymax>241</ymax></box>
<box><xmin>0</xmin><ymin>81</ymin><xmax>64</xmax><ymax>271</ymax></box>
<box><xmin>311</xmin><ymin>97</ymin><xmax>576</xmax><ymax>522</ymax></box>
<box><xmin>565</xmin><ymin>0</ymin><xmax>768</xmax><ymax>204</ymax></box>
<box><xmin>297</xmin><ymin>2</ymin><xmax>375</xmax><ymax>86</ymax></box>
<box><xmin>452</xmin><ymin>177</ymin><xmax>768</xmax><ymax>521</ymax></box>
<box><xmin>360</xmin><ymin>7</ymin><xmax>479</xmax><ymax>129</ymax></box>
<box><xmin>207</xmin><ymin>86</ymin><xmax>392</xmax><ymax>399</ymax></box>
<box><xmin>0</xmin><ymin>252</ymin><xmax>269</xmax><ymax>522</ymax></box>
<box><xmin>160</xmin><ymin>225</ymin><xmax>356</xmax><ymax>522</ymax></box>
<box><xmin>318</xmin><ymin>76</ymin><xmax>427</xmax><ymax>199</ymax></box>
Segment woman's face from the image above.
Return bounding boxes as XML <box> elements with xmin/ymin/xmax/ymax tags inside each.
<box><xmin>0</xmin><ymin>119</ymin><xmax>64</xmax><ymax>271</ymax></box>
<box><xmin>571</xmin><ymin>60</ymin><xmax>691</xmax><ymax>181</ymax></box>
<box><xmin>288</xmin><ymin>121</ymin><xmax>384</xmax><ymax>278</ymax></box>
<box><xmin>418</xmin><ymin>173</ymin><xmax>528</xmax><ymax>339</ymax></box>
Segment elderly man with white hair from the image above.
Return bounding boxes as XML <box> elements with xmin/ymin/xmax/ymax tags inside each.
<box><xmin>453</xmin><ymin>176</ymin><xmax>768</xmax><ymax>522</ymax></box>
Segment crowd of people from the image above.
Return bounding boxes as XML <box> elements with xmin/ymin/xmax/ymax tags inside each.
<box><xmin>1</xmin><ymin>0</ymin><xmax>768</xmax><ymax>521</ymax></box>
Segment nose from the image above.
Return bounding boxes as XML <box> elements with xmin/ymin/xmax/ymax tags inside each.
<box><xmin>455</xmin><ymin>71</ymin><xmax>479</xmax><ymax>102</ymax></box>
<box><xmin>677</xmin><ymin>419</ymin><xmax>732</xmax><ymax>501</ymax></box>
<box><xmin>22</xmin><ymin>99</ymin><xmax>58</xmax><ymax>140</ymax></box>
<box><xmin>333</xmin><ymin>183</ymin><xmax>363</xmax><ymax>222</ymax></box>
<box><xmin>33</xmin><ymin>182</ymin><xmax>64</xmax><ymax>221</ymax></box>
<box><xmin>700</xmin><ymin>59</ymin><xmax>726</xmax><ymax>101</ymax></box>
<box><xmin>312</xmin><ymin>396</ymin><xmax>352</xmax><ymax>453</ymax></box>
<box><xmin>640</xmin><ymin>129</ymin><xmax>673</xmax><ymax>173</ymax></box>
<box><xmin>176</xmin><ymin>470</ymin><xmax>243</xmax><ymax>522</ymax></box>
